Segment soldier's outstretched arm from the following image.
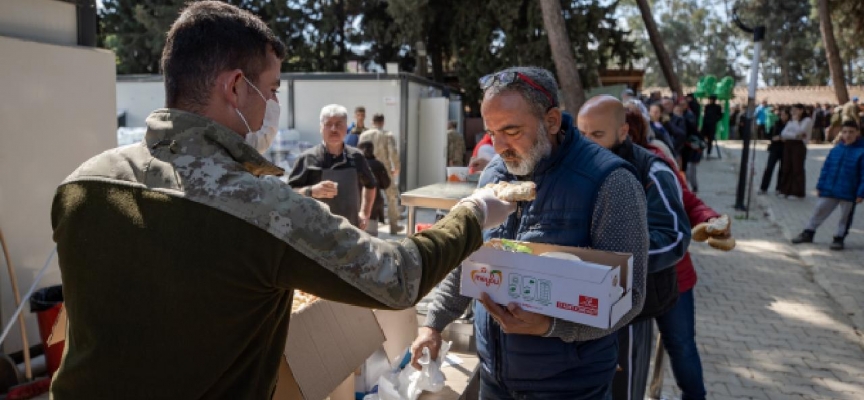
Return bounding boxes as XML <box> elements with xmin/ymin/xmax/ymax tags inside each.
<box><xmin>272</xmin><ymin>184</ymin><xmax>513</xmax><ymax>309</ymax></box>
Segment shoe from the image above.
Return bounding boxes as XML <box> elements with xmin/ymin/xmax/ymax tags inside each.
<box><xmin>791</xmin><ymin>230</ymin><xmax>815</xmax><ymax>244</ymax></box>
<box><xmin>830</xmin><ymin>236</ymin><xmax>844</xmax><ymax>250</ymax></box>
<box><xmin>390</xmin><ymin>225</ymin><xmax>405</xmax><ymax>235</ymax></box>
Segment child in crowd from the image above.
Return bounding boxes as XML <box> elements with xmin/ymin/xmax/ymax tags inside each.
<box><xmin>791</xmin><ymin>121</ymin><xmax>864</xmax><ymax>250</ymax></box>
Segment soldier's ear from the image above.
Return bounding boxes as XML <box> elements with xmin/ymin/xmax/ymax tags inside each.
<box><xmin>217</xmin><ymin>70</ymin><xmax>244</xmax><ymax>109</ymax></box>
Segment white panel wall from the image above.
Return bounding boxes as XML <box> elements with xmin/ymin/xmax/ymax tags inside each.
<box><xmin>116</xmin><ymin>79</ymin><xmax>291</xmax><ymax>130</ymax></box>
<box><xmin>417</xmin><ymin>98</ymin><xmax>449</xmax><ymax>187</ymax></box>
<box><xmin>0</xmin><ymin>0</ymin><xmax>77</xmax><ymax>47</ymax></box>
<box><xmin>292</xmin><ymin>80</ymin><xmax>402</xmax><ymax>146</ymax></box>
<box><xmin>116</xmin><ymin>80</ymin><xmax>165</xmax><ymax>127</ymax></box>
<box><xmin>405</xmin><ymin>82</ymin><xmax>422</xmax><ymax>190</ymax></box>
<box><xmin>0</xmin><ymin>35</ymin><xmax>117</xmax><ymax>353</ymax></box>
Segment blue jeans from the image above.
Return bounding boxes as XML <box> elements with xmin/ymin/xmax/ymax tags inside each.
<box><xmin>655</xmin><ymin>289</ymin><xmax>706</xmax><ymax>400</ymax></box>
<box><xmin>479</xmin><ymin>368</ymin><xmax>611</xmax><ymax>400</ymax></box>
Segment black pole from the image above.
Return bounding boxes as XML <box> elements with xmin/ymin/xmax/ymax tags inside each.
<box><xmin>76</xmin><ymin>0</ymin><xmax>98</xmax><ymax>47</ymax></box>
<box><xmin>733</xmin><ymin>7</ymin><xmax>765</xmax><ymax>212</ymax></box>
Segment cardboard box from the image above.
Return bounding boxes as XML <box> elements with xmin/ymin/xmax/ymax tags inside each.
<box><xmin>373</xmin><ymin>308</ymin><xmax>418</xmax><ymax>367</ymax></box>
<box><xmin>460</xmin><ymin>240</ymin><xmax>633</xmax><ymax>329</ymax></box>
<box><xmin>275</xmin><ymin>300</ymin><xmax>386</xmax><ymax>400</ymax></box>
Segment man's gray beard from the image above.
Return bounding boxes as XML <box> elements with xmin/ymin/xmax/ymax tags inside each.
<box><xmin>504</xmin><ymin>125</ymin><xmax>553</xmax><ymax>176</ymax></box>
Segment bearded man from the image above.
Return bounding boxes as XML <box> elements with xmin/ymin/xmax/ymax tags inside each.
<box><xmin>410</xmin><ymin>66</ymin><xmax>650</xmax><ymax>399</ymax></box>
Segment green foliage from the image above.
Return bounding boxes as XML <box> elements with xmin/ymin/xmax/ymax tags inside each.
<box><xmin>99</xmin><ymin>0</ymin><xmax>638</xmax><ymax>108</ymax></box>
<box><xmin>735</xmin><ymin>0</ymin><xmax>821</xmax><ymax>86</ymax></box>
<box><xmin>622</xmin><ymin>0</ymin><xmax>740</xmax><ymax>88</ymax></box>
<box><xmin>387</xmin><ymin>0</ymin><xmax>639</xmax><ymax>109</ymax></box>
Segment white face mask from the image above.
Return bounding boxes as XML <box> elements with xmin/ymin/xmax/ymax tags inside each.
<box><xmin>236</xmin><ymin>76</ymin><xmax>280</xmax><ymax>154</ymax></box>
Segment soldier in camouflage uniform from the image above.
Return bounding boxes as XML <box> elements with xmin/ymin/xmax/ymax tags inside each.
<box><xmin>359</xmin><ymin>113</ymin><xmax>402</xmax><ymax>233</ymax></box>
<box><xmin>49</xmin><ymin>3</ymin><xmax>515</xmax><ymax>399</ymax></box>
<box><xmin>447</xmin><ymin>120</ymin><xmax>466</xmax><ymax>166</ymax></box>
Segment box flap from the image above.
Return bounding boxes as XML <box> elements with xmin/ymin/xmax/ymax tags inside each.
<box><xmin>469</xmin><ymin>247</ymin><xmax>613</xmax><ymax>284</ymax></box>
<box><xmin>283</xmin><ymin>300</ymin><xmax>385</xmax><ymax>400</ymax></box>
<box><xmin>483</xmin><ymin>240</ymin><xmax>633</xmax><ymax>288</ymax></box>
<box><xmin>47</xmin><ymin>303</ymin><xmax>67</xmax><ymax>346</ymax></box>
<box><xmin>373</xmin><ymin>308</ymin><xmax>417</xmax><ymax>366</ymax></box>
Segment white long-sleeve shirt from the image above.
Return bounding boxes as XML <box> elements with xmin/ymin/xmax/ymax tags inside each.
<box><xmin>781</xmin><ymin>117</ymin><xmax>814</xmax><ymax>143</ymax></box>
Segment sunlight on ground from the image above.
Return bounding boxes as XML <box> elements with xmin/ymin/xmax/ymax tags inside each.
<box><xmin>768</xmin><ymin>300</ymin><xmax>847</xmax><ymax>332</ymax></box>
<box><xmin>733</xmin><ymin>238</ymin><xmax>786</xmax><ymax>254</ymax></box>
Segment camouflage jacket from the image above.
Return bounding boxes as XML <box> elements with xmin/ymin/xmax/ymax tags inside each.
<box><xmin>358</xmin><ymin>128</ymin><xmax>400</xmax><ymax>174</ymax></box>
<box><xmin>447</xmin><ymin>129</ymin><xmax>466</xmax><ymax>166</ymax></box>
<box><xmin>50</xmin><ymin>109</ymin><xmax>482</xmax><ymax>399</ymax></box>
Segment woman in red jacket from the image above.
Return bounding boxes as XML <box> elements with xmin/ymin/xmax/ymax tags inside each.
<box><xmin>627</xmin><ymin>109</ymin><xmax>734</xmax><ymax>400</ymax></box>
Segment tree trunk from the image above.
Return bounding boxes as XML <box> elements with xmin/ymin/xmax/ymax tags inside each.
<box><xmin>818</xmin><ymin>0</ymin><xmax>849</xmax><ymax>104</ymax></box>
<box><xmin>635</xmin><ymin>0</ymin><xmax>682</xmax><ymax>98</ymax></box>
<box><xmin>539</xmin><ymin>0</ymin><xmax>585</xmax><ymax>112</ymax></box>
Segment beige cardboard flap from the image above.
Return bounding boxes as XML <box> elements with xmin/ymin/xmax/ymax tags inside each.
<box><xmin>279</xmin><ymin>300</ymin><xmax>385</xmax><ymax>400</ymax></box>
<box><xmin>373</xmin><ymin>308</ymin><xmax>418</xmax><ymax>366</ymax></box>
<box><xmin>47</xmin><ymin>303</ymin><xmax>67</xmax><ymax>346</ymax></box>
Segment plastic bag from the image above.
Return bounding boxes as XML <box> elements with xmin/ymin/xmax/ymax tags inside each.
<box><xmin>373</xmin><ymin>341</ymin><xmax>451</xmax><ymax>400</ymax></box>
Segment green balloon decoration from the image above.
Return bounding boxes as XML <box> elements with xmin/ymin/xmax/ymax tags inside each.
<box><xmin>694</xmin><ymin>75</ymin><xmax>736</xmax><ymax>140</ymax></box>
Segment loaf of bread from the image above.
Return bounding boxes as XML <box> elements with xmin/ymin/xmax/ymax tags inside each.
<box><xmin>692</xmin><ymin>214</ymin><xmax>731</xmax><ymax>242</ymax></box>
<box><xmin>707</xmin><ymin>236</ymin><xmax>736</xmax><ymax>251</ymax></box>
<box><xmin>484</xmin><ymin>181</ymin><xmax>537</xmax><ymax>202</ymax></box>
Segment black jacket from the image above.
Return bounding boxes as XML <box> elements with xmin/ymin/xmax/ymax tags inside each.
<box><xmin>767</xmin><ymin>121</ymin><xmax>787</xmax><ymax>153</ymax></box>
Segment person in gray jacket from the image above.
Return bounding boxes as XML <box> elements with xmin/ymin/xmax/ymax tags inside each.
<box><xmin>411</xmin><ymin>67</ymin><xmax>649</xmax><ymax>399</ymax></box>
<box><xmin>578</xmin><ymin>95</ymin><xmax>691</xmax><ymax>400</ymax></box>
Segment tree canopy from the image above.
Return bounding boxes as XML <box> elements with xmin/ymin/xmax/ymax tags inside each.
<box><xmin>620</xmin><ymin>0</ymin><xmax>864</xmax><ymax>88</ymax></box>
<box><xmin>99</xmin><ymin>0</ymin><xmax>639</xmax><ymax>109</ymax></box>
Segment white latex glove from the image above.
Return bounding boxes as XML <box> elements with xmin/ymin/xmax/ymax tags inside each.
<box><xmin>457</xmin><ymin>187</ymin><xmax>517</xmax><ymax>229</ymax></box>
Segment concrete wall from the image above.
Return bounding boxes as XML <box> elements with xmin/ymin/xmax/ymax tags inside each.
<box><xmin>116</xmin><ymin>80</ymin><xmax>166</xmax><ymax>128</ymax></box>
<box><xmin>0</xmin><ymin>0</ymin><xmax>77</xmax><ymax>47</ymax></box>
<box><xmin>0</xmin><ymin>35</ymin><xmax>117</xmax><ymax>353</ymax></box>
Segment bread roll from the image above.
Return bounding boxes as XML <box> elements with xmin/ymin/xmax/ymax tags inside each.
<box><xmin>484</xmin><ymin>181</ymin><xmax>537</xmax><ymax>202</ymax></box>
<box><xmin>706</xmin><ymin>236</ymin><xmax>736</xmax><ymax>251</ymax></box>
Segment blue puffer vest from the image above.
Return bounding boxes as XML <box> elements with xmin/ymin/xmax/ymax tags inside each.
<box><xmin>475</xmin><ymin>113</ymin><xmax>636</xmax><ymax>392</ymax></box>
<box><xmin>816</xmin><ymin>139</ymin><xmax>864</xmax><ymax>202</ymax></box>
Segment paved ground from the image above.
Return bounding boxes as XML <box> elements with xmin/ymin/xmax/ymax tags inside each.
<box><xmin>652</xmin><ymin>141</ymin><xmax>864</xmax><ymax>400</ymax></box>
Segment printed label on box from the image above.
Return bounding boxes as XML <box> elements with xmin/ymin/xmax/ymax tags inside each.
<box><xmin>555</xmin><ymin>295</ymin><xmax>599</xmax><ymax>316</ymax></box>
<box><xmin>470</xmin><ymin>267</ymin><xmax>503</xmax><ymax>288</ymax></box>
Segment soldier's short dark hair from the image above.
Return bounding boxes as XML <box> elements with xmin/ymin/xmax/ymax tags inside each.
<box><xmin>161</xmin><ymin>1</ymin><xmax>285</xmax><ymax>110</ymax></box>
<box><xmin>355</xmin><ymin>106</ymin><xmax>366</xmax><ymax>113</ymax></box>
<box><xmin>842</xmin><ymin>120</ymin><xmax>860</xmax><ymax>130</ymax></box>
<box><xmin>372</xmin><ymin>113</ymin><xmax>384</xmax><ymax>123</ymax></box>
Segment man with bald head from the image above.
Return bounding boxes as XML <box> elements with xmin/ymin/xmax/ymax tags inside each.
<box><xmin>579</xmin><ymin>95</ymin><xmax>691</xmax><ymax>400</ymax></box>
<box><xmin>414</xmin><ymin>68</ymin><xmax>650</xmax><ymax>399</ymax></box>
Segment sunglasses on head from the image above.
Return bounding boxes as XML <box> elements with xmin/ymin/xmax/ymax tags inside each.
<box><xmin>479</xmin><ymin>71</ymin><xmax>558</xmax><ymax>107</ymax></box>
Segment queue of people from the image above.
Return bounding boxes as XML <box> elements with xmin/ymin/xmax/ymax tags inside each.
<box><xmin>45</xmin><ymin>2</ymin><xmax>750</xmax><ymax>399</ymax></box>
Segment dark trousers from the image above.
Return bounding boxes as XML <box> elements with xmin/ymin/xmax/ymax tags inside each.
<box><xmin>655</xmin><ymin>289</ymin><xmax>706</xmax><ymax>400</ymax></box>
<box><xmin>778</xmin><ymin>140</ymin><xmax>807</xmax><ymax>197</ymax></box>
<box><xmin>611</xmin><ymin>320</ymin><xmax>653</xmax><ymax>400</ymax></box>
<box><xmin>759</xmin><ymin>148</ymin><xmax>783</xmax><ymax>192</ymax></box>
<box><xmin>479</xmin><ymin>368</ymin><xmax>612</xmax><ymax>400</ymax></box>
<box><xmin>756</xmin><ymin>124</ymin><xmax>766</xmax><ymax>139</ymax></box>
<box><xmin>845</xmin><ymin>204</ymin><xmax>857</xmax><ymax>238</ymax></box>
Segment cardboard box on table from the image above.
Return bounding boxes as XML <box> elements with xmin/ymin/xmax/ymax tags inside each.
<box><xmin>460</xmin><ymin>240</ymin><xmax>634</xmax><ymax>329</ymax></box>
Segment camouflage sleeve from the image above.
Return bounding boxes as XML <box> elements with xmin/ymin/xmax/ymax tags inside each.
<box><xmin>272</xmin><ymin>181</ymin><xmax>484</xmax><ymax>309</ymax></box>
<box><xmin>387</xmin><ymin>133</ymin><xmax>400</xmax><ymax>172</ymax></box>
